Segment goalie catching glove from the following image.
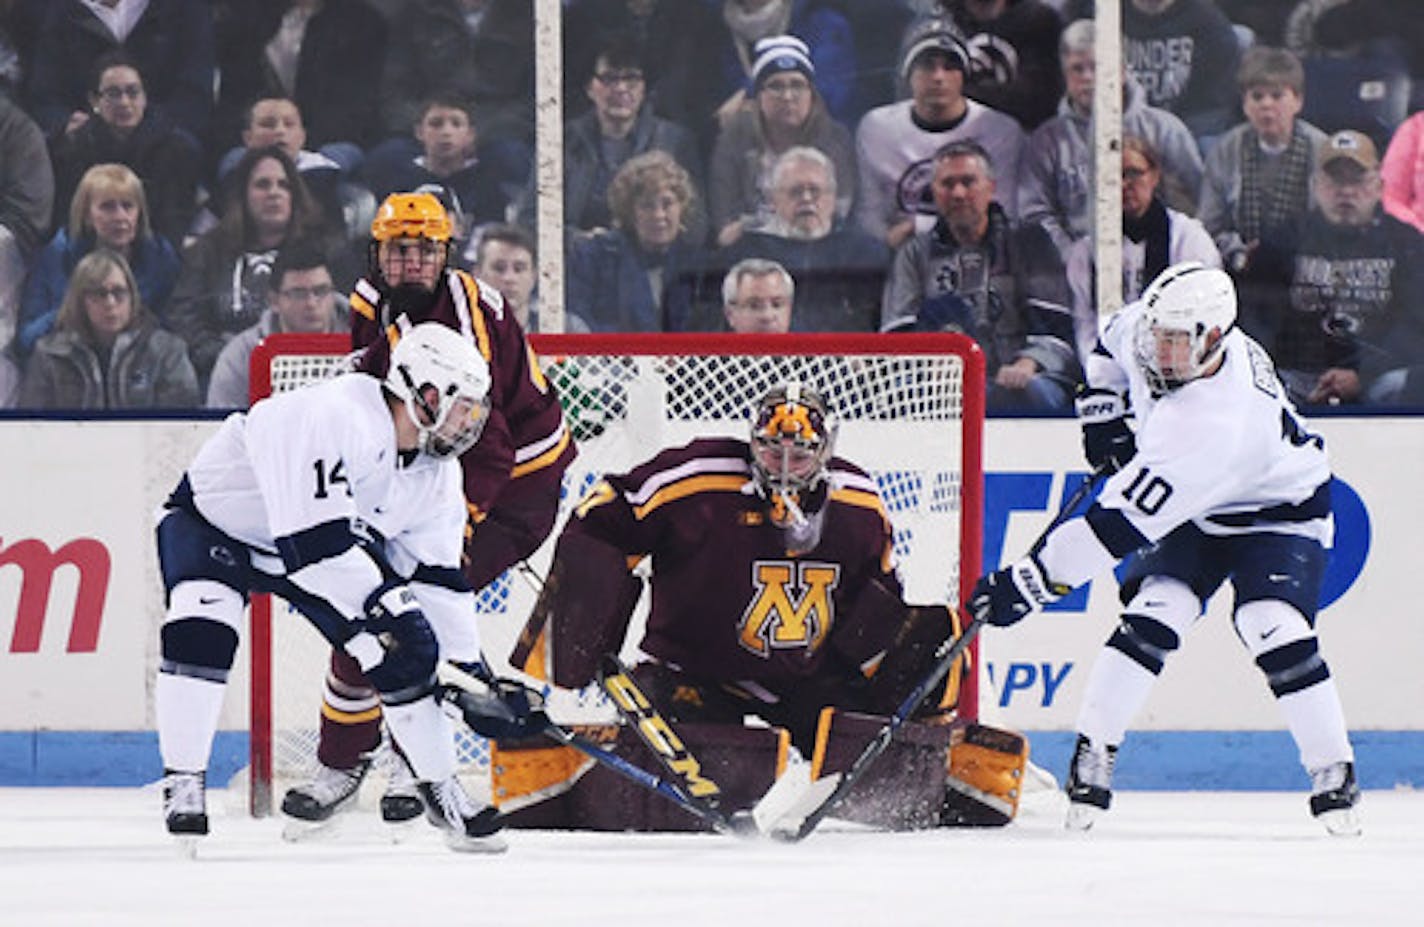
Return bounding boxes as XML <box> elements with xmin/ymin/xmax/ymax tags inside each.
<box><xmin>441</xmin><ymin>662</ymin><xmax>551</xmax><ymax>740</ymax></box>
<box><xmin>968</xmin><ymin>554</ymin><xmax>1070</xmax><ymax>628</ymax></box>
<box><xmin>1076</xmin><ymin>386</ymin><xmax>1135</xmax><ymax>474</ymax></box>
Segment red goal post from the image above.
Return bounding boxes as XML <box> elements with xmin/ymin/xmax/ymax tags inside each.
<box><xmin>245</xmin><ymin>331</ymin><xmax>984</xmax><ymax>815</ymax></box>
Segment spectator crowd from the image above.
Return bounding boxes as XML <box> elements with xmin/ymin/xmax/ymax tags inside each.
<box><xmin>2</xmin><ymin>0</ymin><xmax>1423</xmax><ymax>412</ymax></box>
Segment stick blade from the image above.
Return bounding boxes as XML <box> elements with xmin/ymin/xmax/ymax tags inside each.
<box><xmin>756</xmin><ymin>767</ymin><xmax>842</xmax><ymax>841</ymax></box>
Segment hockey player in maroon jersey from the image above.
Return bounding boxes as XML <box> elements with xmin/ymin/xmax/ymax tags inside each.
<box><xmin>281</xmin><ymin>191</ymin><xmax>575</xmax><ymax>829</ymax></box>
<box><xmin>504</xmin><ymin>382</ymin><xmax>1026</xmax><ymax>831</ymax></box>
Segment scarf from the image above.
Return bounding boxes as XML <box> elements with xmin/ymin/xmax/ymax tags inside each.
<box><xmin>723</xmin><ymin>1</ymin><xmax>793</xmax><ymax>77</ymax></box>
<box><xmin>1240</xmin><ymin>126</ymin><xmax>1313</xmax><ymax>243</ymax></box>
<box><xmin>1123</xmin><ymin>195</ymin><xmax>1171</xmax><ymax>289</ymax></box>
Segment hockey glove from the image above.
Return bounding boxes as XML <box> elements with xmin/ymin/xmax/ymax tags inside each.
<box><xmin>443</xmin><ymin>663</ymin><xmax>551</xmax><ymax>740</ymax></box>
<box><xmin>353</xmin><ymin>582</ymin><xmax>439</xmax><ymax>703</ymax></box>
<box><xmin>968</xmin><ymin>555</ymin><xmax>1070</xmax><ymax>628</ymax></box>
<box><xmin>1076</xmin><ymin>387</ymin><xmax>1136</xmax><ymax>474</ymax></box>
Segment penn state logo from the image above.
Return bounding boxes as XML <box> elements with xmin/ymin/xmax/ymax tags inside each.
<box><xmin>895</xmin><ymin>157</ymin><xmax>940</xmax><ymax>218</ymax></box>
<box><xmin>965</xmin><ymin>33</ymin><xmax>1019</xmax><ymax>86</ymax></box>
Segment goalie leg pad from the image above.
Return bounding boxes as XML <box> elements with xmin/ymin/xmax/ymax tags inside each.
<box><xmin>511</xmin><ymin>530</ymin><xmax>641</xmax><ymax>688</ymax></box>
<box><xmin>498</xmin><ymin>723</ymin><xmax>787</xmax><ymax>832</ymax></box>
<box><xmin>942</xmin><ymin>723</ymin><xmax>1029</xmax><ymax>827</ymax></box>
<box><xmin>809</xmin><ymin>707</ymin><xmax>955</xmax><ymax>830</ymax></box>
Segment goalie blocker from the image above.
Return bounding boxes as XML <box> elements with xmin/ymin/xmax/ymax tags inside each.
<box><xmin>507</xmin><ymin>539</ymin><xmax>1025</xmax><ymax>830</ymax></box>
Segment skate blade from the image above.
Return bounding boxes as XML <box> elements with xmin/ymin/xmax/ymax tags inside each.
<box><xmin>443</xmin><ymin>831</ymin><xmax>509</xmax><ymax>854</ymax></box>
<box><xmin>281</xmin><ymin>814</ymin><xmax>348</xmax><ymax>843</ymax></box>
<box><xmin>1317</xmin><ymin>807</ymin><xmax>1362</xmax><ymax>837</ymax></box>
<box><xmin>384</xmin><ymin>816</ymin><xmax>425</xmax><ymax>844</ymax></box>
<box><xmin>1064</xmin><ymin>802</ymin><xmax>1103</xmax><ymax>832</ymax></box>
<box><xmin>172</xmin><ymin>835</ymin><xmax>202</xmax><ymax>859</ymax></box>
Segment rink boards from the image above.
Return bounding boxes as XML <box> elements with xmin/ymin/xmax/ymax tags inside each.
<box><xmin>1</xmin><ymin>414</ymin><xmax>1420</xmax><ymax>789</ymax></box>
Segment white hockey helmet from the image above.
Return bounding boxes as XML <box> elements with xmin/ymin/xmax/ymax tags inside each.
<box><xmin>1134</xmin><ymin>261</ymin><xmax>1237</xmax><ymax>392</ymax></box>
<box><xmin>385</xmin><ymin>322</ymin><xmax>492</xmax><ymax>459</ymax></box>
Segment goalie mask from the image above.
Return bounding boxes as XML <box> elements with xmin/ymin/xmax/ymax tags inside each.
<box><xmin>1134</xmin><ymin>261</ymin><xmax>1237</xmax><ymax>393</ymax></box>
<box><xmin>749</xmin><ymin>382</ymin><xmax>837</xmax><ymax>527</ymax></box>
<box><xmin>386</xmin><ymin>323</ymin><xmax>492</xmax><ymax>460</ymax></box>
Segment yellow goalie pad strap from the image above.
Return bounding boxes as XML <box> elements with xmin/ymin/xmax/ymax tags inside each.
<box><xmin>946</xmin><ymin>723</ymin><xmax>1029</xmax><ymax>822</ymax></box>
<box><xmin>488</xmin><ymin>725</ymin><xmax>617</xmax><ymax>812</ymax></box>
<box><xmin>808</xmin><ymin>706</ymin><xmax>837</xmax><ymax>781</ymax></box>
<box><xmin>936</xmin><ymin>605</ymin><xmax>966</xmax><ymax>712</ymax></box>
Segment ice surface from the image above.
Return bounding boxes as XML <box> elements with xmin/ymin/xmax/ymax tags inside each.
<box><xmin>1</xmin><ymin>786</ymin><xmax>1420</xmax><ymax>926</ymax></box>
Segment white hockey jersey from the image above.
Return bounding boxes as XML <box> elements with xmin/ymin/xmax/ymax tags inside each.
<box><xmin>1039</xmin><ymin>298</ymin><xmax>1334</xmax><ymax>589</ymax></box>
<box><xmin>183</xmin><ymin>373</ymin><xmax>477</xmax><ymax>656</ymax></box>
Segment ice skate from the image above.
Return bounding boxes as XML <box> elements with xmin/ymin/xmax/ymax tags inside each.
<box><xmin>380</xmin><ymin>753</ymin><xmax>425</xmax><ymax>831</ymax></box>
<box><xmin>417</xmin><ymin>776</ymin><xmax>508</xmax><ymax>853</ymax></box>
<box><xmin>1309</xmin><ymin>761</ymin><xmax>1362</xmax><ymax>837</ymax></box>
<box><xmin>1064</xmin><ymin>734</ymin><xmax>1116</xmax><ymax>831</ymax></box>
<box><xmin>163</xmin><ymin>770</ymin><xmax>208</xmax><ymax>856</ymax></box>
<box><xmin>280</xmin><ymin>759</ymin><xmax>370</xmax><ymax>841</ymax></box>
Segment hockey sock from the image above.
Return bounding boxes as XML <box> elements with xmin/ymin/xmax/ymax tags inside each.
<box><xmin>382</xmin><ymin>696</ymin><xmax>457</xmax><ymax>782</ymax></box>
<box><xmin>1074</xmin><ymin>646</ymin><xmax>1157</xmax><ymax>747</ymax></box>
<box><xmin>1277</xmin><ymin>680</ymin><xmax>1354</xmax><ymax>771</ymax></box>
<box><xmin>156</xmin><ymin>671</ymin><xmax>226</xmax><ymax>773</ymax></box>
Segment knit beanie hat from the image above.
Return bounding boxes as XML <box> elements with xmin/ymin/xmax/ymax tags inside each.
<box><xmin>752</xmin><ymin>35</ymin><xmax>815</xmax><ymax>92</ymax></box>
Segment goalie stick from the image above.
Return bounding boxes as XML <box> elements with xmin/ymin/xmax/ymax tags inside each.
<box><xmin>434</xmin><ymin>662</ymin><xmax>751</xmax><ymax>836</ymax></box>
<box><xmin>768</xmin><ymin>467</ymin><xmax>1110</xmax><ymax>841</ymax></box>
<box><xmin>597</xmin><ymin>655</ymin><xmax>756</xmax><ymax>836</ymax></box>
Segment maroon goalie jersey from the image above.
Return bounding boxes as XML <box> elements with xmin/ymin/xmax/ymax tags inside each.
<box><xmin>567</xmin><ymin>437</ymin><xmax>905</xmax><ymax>687</ymax></box>
<box><xmin>350</xmin><ymin>269</ymin><xmax>574</xmax><ymax>584</ymax></box>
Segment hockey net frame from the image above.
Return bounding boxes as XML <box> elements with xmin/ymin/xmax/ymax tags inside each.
<box><xmin>245</xmin><ymin>332</ymin><xmax>985</xmax><ymax>816</ymax></box>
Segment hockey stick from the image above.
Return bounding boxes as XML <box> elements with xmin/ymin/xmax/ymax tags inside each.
<box><xmin>769</xmin><ymin>467</ymin><xmax>1109</xmax><ymax>841</ymax></box>
<box><xmin>597</xmin><ymin>655</ymin><xmax>756</xmax><ymax>836</ymax></box>
<box><xmin>435</xmin><ymin>661</ymin><xmax>748</xmax><ymax>836</ymax></box>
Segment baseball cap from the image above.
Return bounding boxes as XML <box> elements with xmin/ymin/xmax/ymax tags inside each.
<box><xmin>1318</xmin><ymin>130</ymin><xmax>1379</xmax><ymax>171</ymax></box>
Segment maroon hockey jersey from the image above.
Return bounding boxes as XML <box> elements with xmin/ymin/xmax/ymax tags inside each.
<box><xmin>350</xmin><ymin>269</ymin><xmax>575</xmax><ymax>584</ymax></box>
<box><xmin>567</xmin><ymin>437</ymin><xmax>904</xmax><ymax>688</ymax></box>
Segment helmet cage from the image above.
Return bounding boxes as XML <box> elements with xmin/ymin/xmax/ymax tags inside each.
<box><xmin>1133</xmin><ymin>262</ymin><xmax>1237</xmax><ymax>392</ymax></box>
<box><xmin>395</xmin><ymin>364</ymin><xmax>490</xmax><ymax>460</ymax></box>
<box><xmin>385</xmin><ymin>323</ymin><xmax>492</xmax><ymax>461</ymax></box>
<box><xmin>749</xmin><ymin>383</ymin><xmax>836</xmax><ymax>499</ymax></box>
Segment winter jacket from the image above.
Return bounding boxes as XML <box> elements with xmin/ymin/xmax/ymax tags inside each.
<box><xmin>49</xmin><ymin>111</ymin><xmax>201</xmax><ymax>245</ymax></box>
<box><xmin>565</xmin><ymin>229</ymin><xmax>707</xmax><ymax>333</ymax></box>
<box><xmin>707</xmin><ymin>97</ymin><xmax>855</xmax><ymax>235</ymax></box>
<box><xmin>1198</xmin><ymin>119</ymin><xmax>1328</xmax><ymax>267</ymax></box>
<box><xmin>923</xmin><ymin>0</ymin><xmax>1066</xmax><ymax>131</ymax></box>
<box><xmin>881</xmin><ymin>202</ymin><xmax>1078</xmax><ymax>389</ymax></box>
<box><xmin>718</xmin><ymin>223</ymin><xmax>890</xmax><ymax>332</ymax></box>
<box><xmin>0</xmin><ymin>92</ymin><xmax>52</xmax><ymax>257</ymax></box>
<box><xmin>205</xmin><ymin>300</ymin><xmax>347</xmax><ymax>409</ymax></box>
<box><xmin>529</xmin><ymin>108</ymin><xmax>706</xmax><ymax>246</ymax></box>
<box><xmin>17</xmin><ymin>230</ymin><xmax>180</xmax><ymax>355</ymax></box>
<box><xmin>25</xmin><ymin>0</ymin><xmax>215</xmax><ymax>141</ymax></box>
<box><xmin>1381</xmin><ymin>112</ymin><xmax>1424</xmax><ymax>235</ymax></box>
<box><xmin>17</xmin><ymin>320</ymin><xmax>198</xmax><ymax>410</ymax></box>
<box><xmin>1020</xmin><ymin>79</ymin><xmax>1205</xmax><ymax>257</ymax></box>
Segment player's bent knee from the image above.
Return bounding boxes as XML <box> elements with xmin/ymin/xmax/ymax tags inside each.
<box><xmin>160</xmin><ymin>580</ymin><xmax>244</xmax><ymax>674</ymax></box>
<box><xmin>1108</xmin><ymin>577</ymin><xmax>1197</xmax><ymax>674</ymax></box>
<box><xmin>1235</xmin><ymin>601</ymin><xmax>1329</xmax><ymax>696</ymax></box>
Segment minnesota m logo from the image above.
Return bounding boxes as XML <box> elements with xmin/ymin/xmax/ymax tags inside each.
<box><xmin>738</xmin><ymin>561</ymin><xmax>840</xmax><ymax>658</ymax></box>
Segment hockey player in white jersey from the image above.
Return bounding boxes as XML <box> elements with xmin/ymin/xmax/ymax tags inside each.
<box><xmin>967</xmin><ymin>262</ymin><xmax>1361</xmax><ymax>836</ymax></box>
<box><xmin>154</xmin><ymin>323</ymin><xmax>537</xmax><ymax>852</ymax></box>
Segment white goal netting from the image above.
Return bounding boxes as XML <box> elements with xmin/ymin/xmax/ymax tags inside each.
<box><xmin>244</xmin><ymin>332</ymin><xmax>983</xmax><ymax>814</ymax></box>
